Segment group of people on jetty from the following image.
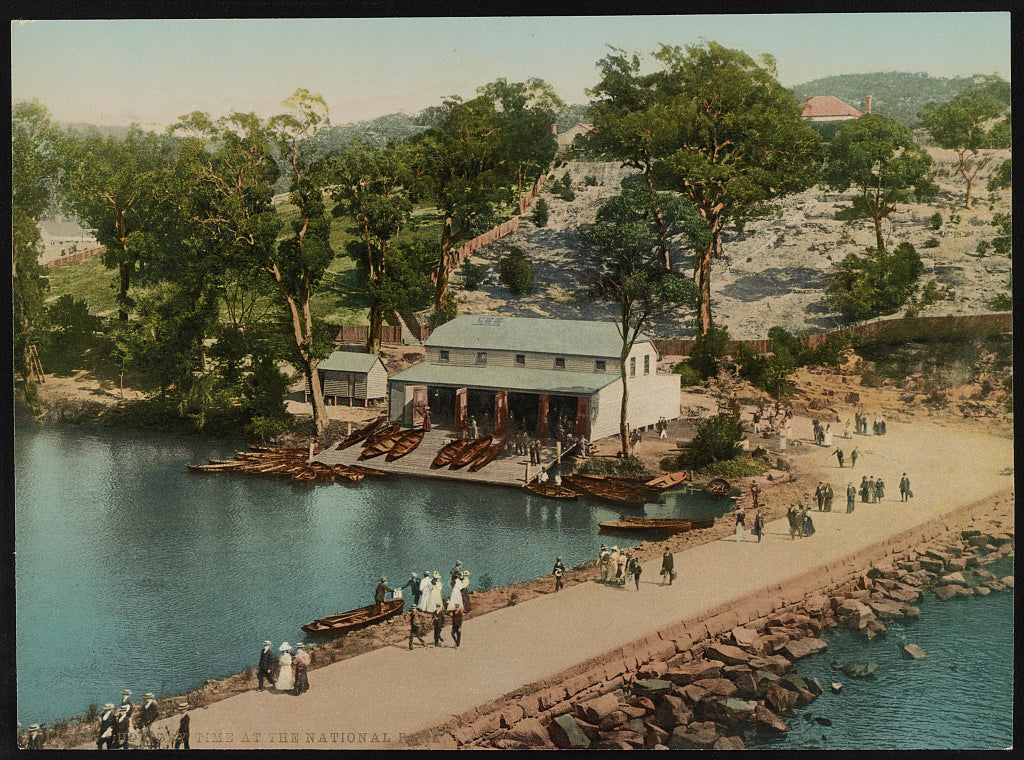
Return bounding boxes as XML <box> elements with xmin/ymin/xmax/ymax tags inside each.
<box><xmin>84</xmin><ymin>688</ymin><xmax>190</xmax><ymax>750</ymax></box>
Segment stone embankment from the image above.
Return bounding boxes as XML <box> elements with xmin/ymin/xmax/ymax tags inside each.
<box><xmin>403</xmin><ymin>492</ymin><xmax>1013</xmax><ymax>750</ymax></box>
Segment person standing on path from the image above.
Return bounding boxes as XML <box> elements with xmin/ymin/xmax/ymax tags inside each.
<box><xmin>450</xmin><ymin>605</ymin><xmax>464</xmax><ymax>648</ymax></box>
<box><xmin>374</xmin><ymin>576</ymin><xmax>393</xmax><ymax>616</ymax></box>
<box><xmin>25</xmin><ymin>724</ymin><xmax>44</xmax><ymax>750</ymax></box>
<box><xmin>735</xmin><ymin>508</ymin><xmax>746</xmax><ymax>541</ymax></box>
<box><xmin>553</xmin><ymin>556</ymin><xmax>567</xmax><ymax>591</ymax></box>
<box><xmin>599</xmin><ymin>545</ymin><xmax>611</xmax><ymax>582</ymax></box>
<box><xmin>417</xmin><ymin>572</ymin><xmax>433</xmax><ymax>612</ymax></box>
<box><xmin>860</xmin><ymin>476</ymin><xmax>870</xmax><ymax>503</ymax></box>
<box><xmin>401</xmin><ymin>573</ymin><xmax>421</xmax><ymax>611</ymax></box>
<box><xmin>449</xmin><ymin>561</ymin><xmax>463</xmax><ymax>588</ymax></box>
<box><xmin>815</xmin><ymin>482</ymin><xmax>825</xmax><ymax>511</ymax></box>
<box><xmin>628</xmin><ymin>555</ymin><xmax>642</xmax><ymax>590</ymax></box>
<box><xmin>113</xmin><ymin>704</ymin><xmax>132</xmax><ymax>749</ymax></box>
<box><xmin>137</xmin><ymin>693</ymin><xmax>159</xmax><ymax>748</ymax></box>
<box><xmin>899</xmin><ymin>473</ymin><xmax>912</xmax><ymax>501</ymax></box>
<box><xmin>276</xmin><ymin>643</ymin><xmax>294</xmax><ymax>692</ymax></box>
<box><xmin>834</xmin><ymin>448</ymin><xmax>844</xmax><ymax>467</ymax></box>
<box><xmin>824</xmin><ymin>482</ymin><xmax>834</xmax><ymax>512</ymax></box>
<box><xmin>752</xmin><ymin>510</ymin><xmax>765</xmax><ymax>542</ymax></box>
<box><xmin>851</xmin><ymin>448</ymin><xmax>859</xmax><ymax>468</ymax></box>
<box><xmin>427</xmin><ymin>573</ymin><xmax>444</xmax><ymax>612</ymax></box>
<box><xmin>609</xmin><ymin>546</ymin><xmax>622</xmax><ymax>584</ymax></box>
<box><xmin>875</xmin><ymin>477</ymin><xmax>885</xmax><ymax>501</ymax></box>
<box><xmin>459</xmin><ymin>571</ymin><xmax>472</xmax><ymax>612</ymax></box>
<box><xmin>257</xmin><ymin>641</ymin><xmax>276</xmax><ymax>691</ymax></box>
<box><xmin>750</xmin><ymin>481</ymin><xmax>761</xmax><ymax>509</ymax></box>
<box><xmin>846</xmin><ymin>483</ymin><xmax>856</xmax><ymax>513</ymax></box>
<box><xmin>660</xmin><ymin>549</ymin><xmax>674</xmax><ymax>584</ymax></box>
<box><xmin>432</xmin><ymin>607</ymin><xmax>445</xmax><ymax>647</ymax></box>
<box><xmin>787</xmin><ymin>506</ymin><xmax>799</xmax><ymax>540</ymax></box>
<box><xmin>292</xmin><ymin>644</ymin><xmax>310</xmax><ymax>696</ymax></box>
<box><xmin>409</xmin><ymin>608</ymin><xmax>429</xmax><ymax>649</ymax></box>
<box><xmin>801</xmin><ymin>508</ymin><xmax>816</xmax><ymax>537</ymax></box>
<box><xmin>447</xmin><ymin>573</ymin><xmax>465</xmax><ymax>611</ymax></box>
<box><xmin>173</xmin><ymin>703</ymin><xmax>190</xmax><ymax>750</ymax></box>
<box><xmin>844</xmin><ymin>419</ymin><xmax>852</xmax><ymax>438</ymax></box>
<box><xmin>96</xmin><ymin>703</ymin><xmax>117</xmax><ymax>749</ymax></box>
<box><xmin>866</xmin><ymin>476</ymin><xmax>877</xmax><ymax>503</ymax></box>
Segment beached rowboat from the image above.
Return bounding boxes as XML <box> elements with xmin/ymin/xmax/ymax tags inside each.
<box><xmin>449</xmin><ymin>437</ymin><xmax>493</xmax><ymax>469</ymax></box>
<box><xmin>563</xmin><ymin>475</ymin><xmax>648</xmax><ymax>508</ymax></box>
<box><xmin>432</xmin><ymin>438</ymin><xmax>472</xmax><ymax>468</ymax></box>
<box><xmin>386</xmin><ymin>428</ymin><xmax>425</xmax><ymax>461</ymax></box>
<box><xmin>705</xmin><ymin>478</ymin><xmax>732</xmax><ymax>497</ymax></box>
<box><xmin>599</xmin><ymin>519</ymin><xmax>694</xmax><ymax>534</ymax></box>
<box><xmin>469</xmin><ymin>440</ymin><xmax>505</xmax><ymax>471</ymax></box>
<box><xmin>339</xmin><ymin>416</ymin><xmax>386</xmax><ymax>449</ymax></box>
<box><xmin>644</xmin><ymin>471</ymin><xmax>692</xmax><ymax>490</ymax></box>
<box><xmin>301</xmin><ymin>598</ymin><xmax>405</xmax><ymax>638</ymax></box>
<box><xmin>359</xmin><ymin>427</ymin><xmax>405</xmax><ymax>459</ymax></box>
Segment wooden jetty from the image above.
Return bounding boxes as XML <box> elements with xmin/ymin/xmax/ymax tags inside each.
<box><xmin>338</xmin><ymin>416</ymin><xmax>386</xmax><ymax>449</ymax></box>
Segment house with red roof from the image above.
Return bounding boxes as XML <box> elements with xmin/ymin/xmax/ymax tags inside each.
<box><xmin>800</xmin><ymin>95</ymin><xmax>866</xmax><ymax>122</ymax></box>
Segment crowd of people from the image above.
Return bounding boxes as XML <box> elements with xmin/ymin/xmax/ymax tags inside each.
<box><xmin>255</xmin><ymin>640</ymin><xmax>310</xmax><ymax>698</ymax></box>
<box><xmin>85</xmin><ymin>688</ymin><xmax>190</xmax><ymax>750</ymax></box>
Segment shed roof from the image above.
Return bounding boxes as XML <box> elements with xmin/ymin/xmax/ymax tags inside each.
<box><xmin>389</xmin><ymin>362</ymin><xmax>618</xmax><ymax>395</ymax></box>
<box><xmin>318</xmin><ymin>351</ymin><xmax>385</xmax><ymax>374</ymax></box>
<box><xmin>425</xmin><ymin>315</ymin><xmax>649</xmax><ymax>358</ymax></box>
<box><xmin>801</xmin><ymin>96</ymin><xmax>862</xmax><ymax>119</ymax></box>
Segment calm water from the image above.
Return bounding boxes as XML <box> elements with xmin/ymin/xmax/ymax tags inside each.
<box><xmin>14</xmin><ymin>419</ymin><xmax>735</xmax><ymax>725</ymax></box>
<box><xmin>748</xmin><ymin>556</ymin><xmax>1014</xmax><ymax>751</ymax></box>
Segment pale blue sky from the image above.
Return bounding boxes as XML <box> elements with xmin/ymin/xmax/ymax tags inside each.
<box><xmin>11</xmin><ymin>14</ymin><xmax>1011</xmax><ymax>128</ymax></box>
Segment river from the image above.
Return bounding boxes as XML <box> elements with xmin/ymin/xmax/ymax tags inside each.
<box><xmin>14</xmin><ymin>418</ymin><xmax>733</xmax><ymax>726</ymax></box>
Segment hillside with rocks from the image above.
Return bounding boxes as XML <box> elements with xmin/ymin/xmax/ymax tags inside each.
<box><xmin>451</xmin><ymin>149</ymin><xmax>1011</xmax><ymax>341</ymax></box>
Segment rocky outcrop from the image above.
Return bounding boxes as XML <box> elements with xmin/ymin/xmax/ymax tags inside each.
<box><xmin>902</xmin><ymin>644</ymin><xmax>926</xmax><ymax>659</ymax></box>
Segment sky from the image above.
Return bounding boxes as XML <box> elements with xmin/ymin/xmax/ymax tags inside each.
<box><xmin>10</xmin><ymin>14</ymin><xmax>1011</xmax><ymax>128</ymax></box>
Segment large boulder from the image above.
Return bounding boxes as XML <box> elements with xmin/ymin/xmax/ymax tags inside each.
<box><xmin>637</xmin><ymin>660</ymin><xmax>668</xmax><ymax>680</ymax></box>
<box><xmin>674</xmin><ymin>683</ymin><xmax>707</xmax><ymax>705</ymax></box>
<box><xmin>885</xmin><ymin>586</ymin><xmax>921</xmax><ymax>604</ymax></box>
<box><xmin>597</xmin><ymin>710</ymin><xmax>630</xmax><ymax>732</ymax></box>
<box><xmin>643</xmin><ymin>722</ymin><xmax>669</xmax><ymax>749</ymax></box>
<box><xmin>902</xmin><ymin>643</ymin><xmax>926</xmax><ymax>659</ymax></box>
<box><xmin>861</xmin><ymin>619</ymin><xmax>888</xmax><ymax>639</ymax></box>
<box><xmin>548</xmin><ymin>714</ymin><xmax>591</xmax><ymax>748</ymax></box>
<box><xmin>699</xmin><ymin>697</ymin><xmax>757</xmax><ymax>725</ymax></box>
<box><xmin>747</xmin><ymin>654</ymin><xmax>793</xmax><ymax>675</ymax></box>
<box><xmin>781</xmin><ymin>637</ymin><xmax>828</xmax><ymax>660</ymax></box>
<box><xmin>652</xmin><ymin>694</ymin><xmax>693</xmax><ymax>730</ymax></box>
<box><xmin>835</xmin><ymin>661</ymin><xmax>878</xmax><ymax>678</ymax></box>
<box><xmin>576</xmin><ymin>692</ymin><xmax>621</xmax><ymax>725</ymax></box>
<box><xmin>835</xmin><ymin>600</ymin><xmax>874</xmax><ymax>629</ymax></box>
<box><xmin>918</xmin><ymin>557</ymin><xmax>945</xmax><ymax>573</ymax></box>
<box><xmin>505</xmin><ymin>718</ymin><xmax>555</xmax><ymax>748</ymax></box>
<box><xmin>762</xmin><ymin>632</ymin><xmax>791</xmax><ymax>654</ymax></box>
<box><xmin>933</xmin><ymin>585</ymin><xmax>960</xmax><ymax>601</ymax></box>
<box><xmin>945</xmin><ymin>557</ymin><xmax>967</xmax><ymax>572</ymax></box>
<box><xmin>705</xmin><ymin>642</ymin><xmax>751</xmax><ymax>665</ymax></box>
<box><xmin>690</xmin><ymin>677</ymin><xmax>737</xmax><ymax>697</ymax></box>
<box><xmin>668</xmin><ymin>721</ymin><xmax>719</xmax><ymax>749</ymax></box>
<box><xmin>731</xmin><ymin>626</ymin><xmax>764</xmax><ymax>651</ymax></box>
<box><xmin>752</xmin><ymin>704</ymin><xmax>789</xmax><ymax>733</ymax></box>
<box><xmin>632</xmin><ymin>679</ymin><xmax>675</xmax><ymax>699</ymax></box>
<box><xmin>664</xmin><ymin>660</ymin><xmax>722</xmax><ymax>685</ymax></box>
<box><xmin>940</xmin><ymin>571</ymin><xmax>968</xmax><ymax>586</ymax></box>
<box><xmin>733</xmin><ymin>671</ymin><xmax>759</xmax><ymax>696</ymax></box>
<box><xmin>866</xmin><ymin>599</ymin><xmax>905</xmax><ymax>620</ymax></box>
<box><xmin>765</xmin><ymin>682</ymin><xmax>799</xmax><ymax>713</ymax></box>
<box><xmin>713</xmin><ymin>735</ymin><xmax>745</xmax><ymax>750</ymax></box>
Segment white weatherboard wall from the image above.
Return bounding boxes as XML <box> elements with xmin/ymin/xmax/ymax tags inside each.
<box><xmin>590</xmin><ymin>374</ymin><xmax>679</xmax><ymax>441</ymax></box>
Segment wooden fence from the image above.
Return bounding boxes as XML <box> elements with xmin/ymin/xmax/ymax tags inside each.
<box><xmin>805</xmin><ymin>312</ymin><xmax>1011</xmax><ymax>348</ymax></box>
<box><xmin>335</xmin><ymin>324</ymin><xmax>403</xmax><ymax>344</ymax></box>
<box><xmin>41</xmin><ymin>246</ymin><xmax>106</xmax><ymax>268</ymax></box>
<box><xmin>652</xmin><ymin>339</ymin><xmax>770</xmax><ymax>358</ymax></box>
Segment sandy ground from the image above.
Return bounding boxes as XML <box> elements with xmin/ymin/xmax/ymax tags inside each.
<box><xmin>450</xmin><ymin>149</ymin><xmax>1011</xmax><ymax>339</ymax></box>
<box><xmin>119</xmin><ymin>412</ymin><xmax>1012</xmax><ymax>750</ymax></box>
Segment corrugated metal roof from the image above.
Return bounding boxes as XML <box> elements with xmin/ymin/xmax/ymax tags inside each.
<box><xmin>425</xmin><ymin>316</ymin><xmax>648</xmax><ymax>358</ymax></box>
<box><xmin>801</xmin><ymin>95</ymin><xmax>862</xmax><ymax>119</ymax></box>
<box><xmin>318</xmin><ymin>351</ymin><xmax>385</xmax><ymax>374</ymax></box>
<box><xmin>389</xmin><ymin>362</ymin><xmax>619</xmax><ymax>395</ymax></box>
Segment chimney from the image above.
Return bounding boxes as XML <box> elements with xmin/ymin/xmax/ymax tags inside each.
<box><xmin>866</xmin><ymin>95</ymin><xmax>871</xmax><ymax>115</ymax></box>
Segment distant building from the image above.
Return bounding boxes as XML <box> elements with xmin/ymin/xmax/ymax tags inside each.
<box><xmin>307</xmin><ymin>351</ymin><xmax>388</xmax><ymax>406</ymax></box>
<box><xmin>387</xmin><ymin>315</ymin><xmax>679</xmax><ymax>441</ymax></box>
<box><xmin>800</xmin><ymin>95</ymin><xmax>864</xmax><ymax>122</ymax></box>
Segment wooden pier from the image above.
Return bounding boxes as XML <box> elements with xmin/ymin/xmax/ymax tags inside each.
<box><xmin>313</xmin><ymin>427</ymin><xmax>570</xmax><ymax>489</ymax></box>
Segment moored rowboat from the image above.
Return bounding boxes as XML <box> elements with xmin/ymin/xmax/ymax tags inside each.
<box><xmin>347</xmin><ymin>464</ymin><xmax>390</xmax><ymax>479</ymax></box>
<box><xmin>599</xmin><ymin>519</ymin><xmax>693</xmax><ymax>534</ymax></box>
<box><xmin>385</xmin><ymin>428</ymin><xmax>425</xmax><ymax>461</ymax></box>
<box><xmin>432</xmin><ymin>438</ymin><xmax>472</xmax><ymax>468</ymax></box>
<box><xmin>525</xmin><ymin>482</ymin><xmax>580</xmax><ymax>500</ymax></box>
<box><xmin>563</xmin><ymin>474</ymin><xmax>648</xmax><ymax>508</ymax></box>
<box><xmin>339</xmin><ymin>416</ymin><xmax>386</xmax><ymax>449</ymax></box>
<box><xmin>449</xmin><ymin>437</ymin><xmax>492</xmax><ymax>469</ymax></box>
<box><xmin>359</xmin><ymin>427</ymin><xmax>406</xmax><ymax>459</ymax></box>
<box><xmin>301</xmin><ymin>598</ymin><xmax>405</xmax><ymax>638</ymax></box>
<box><xmin>469</xmin><ymin>440</ymin><xmax>505</xmax><ymax>472</ymax></box>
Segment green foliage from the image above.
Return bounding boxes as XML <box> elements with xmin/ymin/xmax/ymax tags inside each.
<box><xmin>429</xmin><ymin>298</ymin><xmax>458</xmax><ymax>329</ymax></box>
<box><xmin>990</xmin><ymin>213</ymin><xmax>1011</xmax><ymax>256</ymax></box>
<box><xmin>247</xmin><ymin>414</ymin><xmax>293</xmax><ymax>442</ymax></box>
<box><xmin>808</xmin><ymin>333</ymin><xmax>853</xmax><ymax>368</ymax></box>
<box><xmin>672</xmin><ymin>361</ymin><xmax>703</xmax><ymax>387</ymax></box>
<box><xmin>989</xmin><ymin>293</ymin><xmax>1012</xmax><ymax>311</ymax></box>
<box><xmin>459</xmin><ymin>260</ymin><xmax>483</xmax><ymax>290</ymax></box>
<box><xmin>987</xmin><ymin>159</ymin><xmax>1011</xmax><ymax>191</ymax></box>
<box><xmin>583</xmin><ymin>175</ymin><xmax>598</xmax><ymax>186</ymax></box>
<box><xmin>695</xmin><ymin>455</ymin><xmax>769</xmax><ymax>479</ymax></box>
<box><xmin>529</xmin><ymin>197</ymin><xmax>549</xmax><ymax>227</ymax></box>
<box><xmin>923</xmin><ymin>237</ymin><xmax>940</xmax><ymax>249</ymax></box>
<box><xmin>738</xmin><ymin>343</ymin><xmax>795</xmax><ymax>397</ymax></box>
<box><xmin>825</xmin><ymin>241</ymin><xmax>924</xmax><ymax>321</ymax></box>
<box><xmin>688</xmin><ymin>326</ymin><xmax>732</xmax><ymax>379</ymax></box>
<box><xmin>576</xmin><ymin>456</ymin><xmax>648</xmax><ymax>477</ymax></box>
<box><xmin>976</xmin><ymin>240</ymin><xmax>991</xmax><ymax>255</ymax></box>
<box><xmin>929</xmin><ymin>212</ymin><xmax>943</xmax><ymax>230</ymax></box>
<box><xmin>499</xmin><ymin>247</ymin><xmax>534</xmax><ymax>296</ymax></box>
<box><xmin>680</xmin><ymin>413</ymin><xmax>747</xmax><ymax>469</ymax></box>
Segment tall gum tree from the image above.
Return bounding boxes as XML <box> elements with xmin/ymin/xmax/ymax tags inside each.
<box><xmin>649</xmin><ymin>42</ymin><xmax>822</xmax><ymax>335</ymax></box>
<box><xmin>821</xmin><ymin>113</ymin><xmax>936</xmax><ymax>254</ymax></box>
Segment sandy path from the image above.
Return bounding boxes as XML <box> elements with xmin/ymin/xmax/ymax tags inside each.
<box><xmin>133</xmin><ymin>417</ymin><xmax>1011</xmax><ymax>750</ymax></box>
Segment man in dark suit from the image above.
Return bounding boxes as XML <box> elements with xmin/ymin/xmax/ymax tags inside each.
<box><xmin>374</xmin><ymin>577</ymin><xmax>393</xmax><ymax>616</ymax></box>
<box><xmin>96</xmin><ymin>703</ymin><xmax>117</xmax><ymax>749</ymax></box>
<box><xmin>114</xmin><ymin>704</ymin><xmax>132</xmax><ymax>749</ymax></box>
<box><xmin>257</xmin><ymin>640</ymin><xmax>276</xmax><ymax>690</ymax></box>
<box><xmin>174</xmin><ymin>702</ymin><xmax>190</xmax><ymax>749</ymax></box>
<box><xmin>137</xmin><ymin>692</ymin><xmax>159</xmax><ymax>748</ymax></box>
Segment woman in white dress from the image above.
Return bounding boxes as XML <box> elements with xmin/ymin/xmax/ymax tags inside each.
<box><xmin>427</xmin><ymin>572</ymin><xmax>444</xmax><ymax>612</ymax></box>
<box><xmin>417</xmin><ymin>573</ymin><xmax>433</xmax><ymax>612</ymax></box>
<box><xmin>276</xmin><ymin>643</ymin><xmax>294</xmax><ymax>691</ymax></box>
<box><xmin>823</xmin><ymin>423</ymin><xmax>832</xmax><ymax>447</ymax></box>
<box><xmin>844</xmin><ymin>419</ymin><xmax>852</xmax><ymax>438</ymax></box>
<box><xmin>447</xmin><ymin>575</ymin><xmax>464</xmax><ymax>611</ymax></box>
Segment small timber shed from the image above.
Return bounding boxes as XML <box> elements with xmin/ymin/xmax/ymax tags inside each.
<box><xmin>307</xmin><ymin>351</ymin><xmax>388</xmax><ymax>406</ymax></box>
<box><xmin>387</xmin><ymin>315</ymin><xmax>679</xmax><ymax>441</ymax></box>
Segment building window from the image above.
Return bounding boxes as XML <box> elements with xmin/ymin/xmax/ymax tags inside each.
<box><xmin>595</xmin><ymin>360</ymin><xmax>606</xmax><ymax>372</ymax></box>
<box><xmin>439</xmin><ymin>350</ymin><xmax>449</xmax><ymax>362</ymax></box>
<box><xmin>477</xmin><ymin>352</ymin><xmax>487</xmax><ymax>365</ymax></box>
<box><xmin>555</xmin><ymin>357</ymin><xmax>566</xmax><ymax>369</ymax></box>
<box><xmin>644</xmin><ymin>355</ymin><xmax>650</xmax><ymax>375</ymax></box>
<box><xmin>515</xmin><ymin>354</ymin><xmax>525</xmax><ymax>366</ymax></box>
<box><xmin>630</xmin><ymin>357</ymin><xmax>636</xmax><ymax>377</ymax></box>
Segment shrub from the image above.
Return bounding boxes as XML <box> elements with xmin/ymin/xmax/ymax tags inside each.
<box><xmin>696</xmin><ymin>455</ymin><xmax>770</xmax><ymax>479</ymax></box>
<box><xmin>825</xmin><ymin>241</ymin><xmax>924</xmax><ymax>322</ymax></box>
<box><xmin>459</xmin><ymin>261</ymin><xmax>483</xmax><ymax>290</ymax></box>
<box><xmin>987</xmin><ymin>159</ymin><xmax>1011</xmax><ymax>191</ymax></box>
<box><xmin>738</xmin><ymin>343</ymin><xmax>796</xmax><ymax>397</ymax></box>
<box><xmin>807</xmin><ymin>333</ymin><xmax>852</xmax><ymax>368</ymax></box>
<box><xmin>992</xmin><ymin>237</ymin><xmax>1011</xmax><ymax>256</ymax></box>
<box><xmin>499</xmin><ymin>247</ymin><xmax>534</xmax><ymax>296</ymax></box>
<box><xmin>989</xmin><ymin>292</ymin><xmax>1012</xmax><ymax>311</ymax></box>
<box><xmin>688</xmin><ymin>325</ymin><xmax>732</xmax><ymax>379</ymax></box>
<box><xmin>679</xmin><ymin>413</ymin><xmax>746</xmax><ymax>469</ymax></box>
<box><xmin>928</xmin><ymin>212</ymin><xmax>943</xmax><ymax>230</ymax></box>
<box><xmin>576</xmin><ymin>455</ymin><xmax>648</xmax><ymax>477</ymax></box>
<box><xmin>976</xmin><ymin>240</ymin><xmax>990</xmax><ymax>254</ymax></box>
<box><xmin>530</xmin><ymin>197</ymin><xmax>549</xmax><ymax>228</ymax></box>
<box><xmin>672</xmin><ymin>361</ymin><xmax>703</xmax><ymax>387</ymax></box>
<box><xmin>583</xmin><ymin>175</ymin><xmax>598</xmax><ymax>186</ymax></box>
<box><xmin>923</xmin><ymin>237</ymin><xmax>940</xmax><ymax>249</ymax></box>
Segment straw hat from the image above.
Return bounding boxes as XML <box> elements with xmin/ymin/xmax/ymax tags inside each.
<box><xmin>103</xmin><ymin>704</ymin><xmax>115</xmax><ymax>710</ymax></box>
<box><xmin>29</xmin><ymin>724</ymin><xmax>40</xmax><ymax>731</ymax></box>
<box><xmin>177</xmin><ymin>702</ymin><xmax>188</xmax><ymax>710</ymax></box>
<box><xmin>432</xmin><ymin>572</ymin><xmax>440</xmax><ymax>579</ymax></box>
<box><xmin>279</xmin><ymin>642</ymin><xmax>292</xmax><ymax>651</ymax></box>
<box><xmin>142</xmin><ymin>693</ymin><xmax>154</xmax><ymax>699</ymax></box>
<box><xmin>380</xmin><ymin>576</ymin><xmax>387</xmax><ymax>583</ymax></box>
<box><xmin>121</xmin><ymin>689</ymin><xmax>132</xmax><ymax>696</ymax></box>
<box><xmin>263</xmin><ymin>640</ymin><xmax>273</xmax><ymax>646</ymax></box>
<box><xmin>410</xmin><ymin>572</ymin><xmax>418</xmax><ymax>578</ymax></box>
<box><xmin>295</xmin><ymin>643</ymin><xmax>305</xmax><ymax>649</ymax></box>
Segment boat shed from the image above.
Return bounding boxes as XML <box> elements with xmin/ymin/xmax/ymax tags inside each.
<box><xmin>387</xmin><ymin>315</ymin><xmax>679</xmax><ymax>441</ymax></box>
<box><xmin>307</xmin><ymin>350</ymin><xmax>388</xmax><ymax>406</ymax></box>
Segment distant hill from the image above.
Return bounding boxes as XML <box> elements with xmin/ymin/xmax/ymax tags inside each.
<box><xmin>57</xmin><ymin>122</ymin><xmax>134</xmax><ymax>140</ymax></box>
<box><xmin>788</xmin><ymin>72</ymin><xmax>1005</xmax><ymax>127</ymax></box>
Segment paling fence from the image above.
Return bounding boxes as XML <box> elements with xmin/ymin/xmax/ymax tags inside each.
<box><xmin>41</xmin><ymin>246</ymin><xmax>106</xmax><ymax>268</ymax></box>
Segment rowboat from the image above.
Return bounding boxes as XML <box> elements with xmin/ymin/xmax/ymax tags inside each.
<box><xmin>469</xmin><ymin>440</ymin><xmax>505</xmax><ymax>472</ymax></box>
<box><xmin>187</xmin><ymin>462</ymin><xmax>245</xmax><ymax>472</ymax></box>
<box><xmin>599</xmin><ymin>519</ymin><xmax>694</xmax><ymax>534</ymax></box>
<box><xmin>705</xmin><ymin>478</ymin><xmax>733</xmax><ymax>497</ymax></box>
<box><xmin>386</xmin><ymin>428</ymin><xmax>425</xmax><ymax>461</ymax></box>
<box><xmin>525</xmin><ymin>482</ymin><xmax>580</xmax><ymax>500</ymax></box>
<box><xmin>563</xmin><ymin>474</ymin><xmax>648</xmax><ymax>508</ymax></box>
<box><xmin>573</xmin><ymin>473</ymin><xmax>663</xmax><ymax>499</ymax></box>
<box><xmin>347</xmin><ymin>464</ymin><xmax>391</xmax><ymax>479</ymax></box>
<box><xmin>688</xmin><ymin>517</ymin><xmax>716</xmax><ymax>530</ymax></box>
<box><xmin>301</xmin><ymin>598</ymin><xmax>405</xmax><ymax>638</ymax></box>
<box><xmin>645</xmin><ymin>471</ymin><xmax>692</xmax><ymax>490</ymax></box>
<box><xmin>329</xmin><ymin>465</ymin><xmax>365</xmax><ymax>483</ymax></box>
<box><xmin>364</xmin><ymin>423</ymin><xmax>400</xmax><ymax>446</ymax></box>
<box><xmin>359</xmin><ymin>427</ymin><xmax>405</xmax><ymax>459</ymax></box>
<box><xmin>339</xmin><ymin>416</ymin><xmax>386</xmax><ymax>449</ymax></box>
<box><xmin>432</xmin><ymin>438</ymin><xmax>473</xmax><ymax>468</ymax></box>
<box><xmin>449</xmin><ymin>437</ymin><xmax>493</xmax><ymax>469</ymax></box>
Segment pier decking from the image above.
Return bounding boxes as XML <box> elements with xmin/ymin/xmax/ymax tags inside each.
<box><xmin>313</xmin><ymin>427</ymin><xmax>572</xmax><ymax>488</ymax></box>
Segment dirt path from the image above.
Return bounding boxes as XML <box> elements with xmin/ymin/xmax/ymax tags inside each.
<box><xmin>130</xmin><ymin>416</ymin><xmax>1012</xmax><ymax>749</ymax></box>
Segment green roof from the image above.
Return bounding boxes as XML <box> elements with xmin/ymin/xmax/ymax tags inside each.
<box><xmin>389</xmin><ymin>362</ymin><xmax>619</xmax><ymax>395</ymax></box>
<box><xmin>318</xmin><ymin>351</ymin><xmax>385</xmax><ymax>374</ymax></box>
<box><xmin>425</xmin><ymin>315</ymin><xmax>648</xmax><ymax>358</ymax></box>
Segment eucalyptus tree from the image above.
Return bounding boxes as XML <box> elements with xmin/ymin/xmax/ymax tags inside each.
<box><xmin>920</xmin><ymin>92</ymin><xmax>1007</xmax><ymax>208</ymax></box>
<box><xmin>330</xmin><ymin>140</ymin><xmax>415</xmax><ymax>354</ymax></box>
<box><xmin>649</xmin><ymin>42</ymin><xmax>822</xmax><ymax>335</ymax></box>
<box><xmin>822</xmin><ymin>114</ymin><xmax>937</xmax><ymax>254</ymax></box>
<box><xmin>12</xmin><ymin>99</ymin><xmax>60</xmax><ymax>384</ymax></box>
<box><xmin>581</xmin><ymin>190</ymin><xmax>705</xmax><ymax>455</ymax></box>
